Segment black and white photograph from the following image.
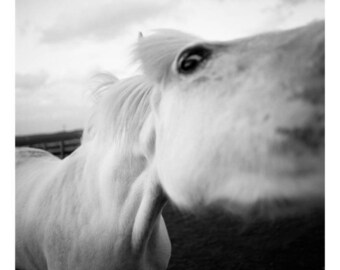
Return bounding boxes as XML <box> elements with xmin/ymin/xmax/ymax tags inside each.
<box><xmin>13</xmin><ymin>0</ymin><xmax>328</xmax><ymax>269</ymax></box>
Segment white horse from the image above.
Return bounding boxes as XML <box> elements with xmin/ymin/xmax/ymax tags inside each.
<box><xmin>16</xmin><ymin>21</ymin><xmax>324</xmax><ymax>270</ymax></box>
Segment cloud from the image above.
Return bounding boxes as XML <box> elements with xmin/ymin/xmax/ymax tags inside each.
<box><xmin>281</xmin><ymin>0</ymin><xmax>323</xmax><ymax>5</ymax></box>
<box><xmin>16</xmin><ymin>76</ymin><xmax>91</xmax><ymax>135</ymax></box>
<box><xmin>258</xmin><ymin>0</ymin><xmax>324</xmax><ymax>33</ymax></box>
<box><xmin>40</xmin><ymin>1</ymin><xmax>173</xmax><ymax>44</ymax></box>
<box><xmin>15</xmin><ymin>72</ymin><xmax>48</xmax><ymax>91</ymax></box>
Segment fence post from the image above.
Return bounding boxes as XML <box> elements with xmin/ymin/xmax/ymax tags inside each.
<box><xmin>59</xmin><ymin>141</ymin><xmax>65</xmax><ymax>158</ymax></box>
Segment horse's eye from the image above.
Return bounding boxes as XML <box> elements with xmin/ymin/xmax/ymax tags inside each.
<box><xmin>177</xmin><ymin>45</ymin><xmax>212</xmax><ymax>75</ymax></box>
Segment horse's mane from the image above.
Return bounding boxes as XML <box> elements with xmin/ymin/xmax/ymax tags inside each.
<box><xmin>82</xmin><ymin>74</ymin><xmax>153</xmax><ymax>146</ymax></box>
<box><xmin>134</xmin><ymin>29</ymin><xmax>202</xmax><ymax>82</ymax></box>
<box><xmin>82</xmin><ymin>30</ymin><xmax>201</xmax><ymax>147</ymax></box>
<box><xmin>89</xmin><ymin>72</ymin><xmax>119</xmax><ymax>102</ymax></box>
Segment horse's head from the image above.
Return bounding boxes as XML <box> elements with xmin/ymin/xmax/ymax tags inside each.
<box><xmin>135</xmin><ymin>22</ymin><xmax>324</xmax><ymax>213</ymax></box>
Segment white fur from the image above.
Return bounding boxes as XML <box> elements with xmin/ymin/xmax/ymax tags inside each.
<box><xmin>133</xmin><ymin>22</ymin><xmax>324</xmax><ymax>212</ymax></box>
<box><xmin>16</xmin><ymin>75</ymin><xmax>170</xmax><ymax>270</ymax></box>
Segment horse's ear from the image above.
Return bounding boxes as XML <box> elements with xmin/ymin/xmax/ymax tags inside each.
<box><xmin>134</xmin><ymin>30</ymin><xmax>201</xmax><ymax>83</ymax></box>
<box><xmin>138</xmin><ymin>32</ymin><xmax>143</xmax><ymax>40</ymax></box>
<box><xmin>89</xmin><ymin>73</ymin><xmax>119</xmax><ymax>103</ymax></box>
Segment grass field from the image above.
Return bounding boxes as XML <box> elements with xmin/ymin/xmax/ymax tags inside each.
<box><xmin>163</xmin><ymin>205</ymin><xmax>324</xmax><ymax>270</ymax></box>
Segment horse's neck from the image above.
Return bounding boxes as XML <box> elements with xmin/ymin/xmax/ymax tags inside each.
<box><xmin>68</xmin><ymin>141</ymin><xmax>167</xmax><ymax>249</ymax></box>
<box><xmin>75</xmin><ymin>142</ymin><xmax>146</xmax><ymax>210</ymax></box>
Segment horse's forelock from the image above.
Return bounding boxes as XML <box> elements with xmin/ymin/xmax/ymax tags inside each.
<box><xmin>133</xmin><ymin>29</ymin><xmax>201</xmax><ymax>83</ymax></box>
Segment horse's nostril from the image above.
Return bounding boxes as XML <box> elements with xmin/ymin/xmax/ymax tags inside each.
<box><xmin>276</xmin><ymin>127</ymin><xmax>324</xmax><ymax>151</ymax></box>
<box><xmin>293</xmin><ymin>84</ymin><xmax>324</xmax><ymax>106</ymax></box>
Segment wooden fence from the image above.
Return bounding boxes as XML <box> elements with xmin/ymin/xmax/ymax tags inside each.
<box><xmin>15</xmin><ymin>130</ymin><xmax>83</xmax><ymax>159</ymax></box>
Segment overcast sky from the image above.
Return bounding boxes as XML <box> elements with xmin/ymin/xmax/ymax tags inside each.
<box><xmin>15</xmin><ymin>0</ymin><xmax>324</xmax><ymax>135</ymax></box>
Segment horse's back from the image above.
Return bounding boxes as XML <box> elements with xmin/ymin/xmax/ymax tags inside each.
<box><xmin>16</xmin><ymin>147</ymin><xmax>61</xmax><ymax>202</ymax></box>
<box><xmin>16</xmin><ymin>147</ymin><xmax>59</xmax><ymax>166</ymax></box>
<box><xmin>16</xmin><ymin>147</ymin><xmax>61</xmax><ymax>270</ymax></box>
<box><xmin>16</xmin><ymin>147</ymin><xmax>60</xmax><ymax>190</ymax></box>
<box><xmin>16</xmin><ymin>147</ymin><xmax>61</xmax><ymax>216</ymax></box>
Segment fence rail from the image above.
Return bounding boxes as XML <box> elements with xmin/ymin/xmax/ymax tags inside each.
<box><xmin>15</xmin><ymin>130</ymin><xmax>83</xmax><ymax>158</ymax></box>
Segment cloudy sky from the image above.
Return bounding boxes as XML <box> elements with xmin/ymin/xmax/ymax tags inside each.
<box><xmin>15</xmin><ymin>0</ymin><xmax>324</xmax><ymax>135</ymax></box>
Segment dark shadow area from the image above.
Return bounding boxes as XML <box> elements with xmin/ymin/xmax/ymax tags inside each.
<box><xmin>163</xmin><ymin>204</ymin><xmax>324</xmax><ymax>270</ymax></box>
